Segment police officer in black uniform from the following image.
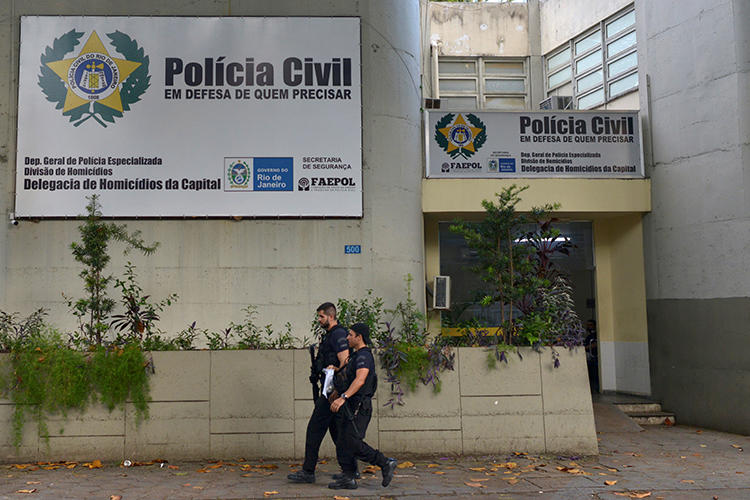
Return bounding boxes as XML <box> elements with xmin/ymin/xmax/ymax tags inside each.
<box><xmin>328</xmin><ymin>323</ymin><xmax>398</xmax><ymax>490</ymax></box>
<box><xmin>288</xmin><ymin>302</ymin><xmax>356</xmax><ymax>483</ymax></box>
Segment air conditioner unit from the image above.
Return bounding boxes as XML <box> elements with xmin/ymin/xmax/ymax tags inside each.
<box><xmin>432</xmin><ymin>276</ymin><xmax>451</xmax><ymax>310</ymax></box>
<box><xmin>539</xmin><ymin>96</ymin><xmax>573</xmax><ymax>110</ymax></box>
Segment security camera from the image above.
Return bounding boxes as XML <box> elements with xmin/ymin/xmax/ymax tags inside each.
<box><xmin>10</xmin><ymin>219</ymin><xmax>18</xmax><ymax>226</ymax></box>
<box><xmin>8</xmin><ymin>213</ymin><xmax>18</xmax><ymax>226</ymax></box>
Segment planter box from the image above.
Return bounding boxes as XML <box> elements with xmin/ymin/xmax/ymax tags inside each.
<box><xmin>0</xmin><ymin>347</ymin><xmax>597</xmax><ymax>463</ymax></box>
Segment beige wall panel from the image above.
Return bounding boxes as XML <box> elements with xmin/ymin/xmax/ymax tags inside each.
<box><xmin>422</xmin><ymin>179</ymin><xmax>651</xmax><ymax>214</ymax></box>
<box><xmin>609</xmin><ymin>215</ymin><xmax>648</xmax><ymax>343</ymax></box>
<box><xmin>540</xmin><ymin>348</ymin><xmax>598</xmax><ymax>454</ymax></box>
<box><xmin>45</xmin><ymin>406</ymin><xmax>125</xmax><ymax>437</ymax></box>
<box><xmin>376</xmin><ymin>358</ymin><xmax>460</xmax><ymax>432</ymax></box>
<box><xmin>594</xmin><ymin>215</ymin><xmax>648</xmax><ymax>344</ymax></box>
<box><xmin>1</xmin><ymin>349</ymin><xmax>596</xmax><ymax>460</ymax></box>
<box><xmin>429</xmin><ymin>2</ymin><xmax>529</xmax><ymax>57</ymax></box>
<box><xmin>125</xmin><ymin>401</ymin><xmax>209</xmax><ymax>460</ymax></box>
<box><xmin>461</xmin><ymin>395</ymin><xmax>545</xmax><ymax>454</ymax></box>
<box><xmin>210</xmin><ymin>433</ymin><xmax>294</xmax><ymax>460</ymax></box>
<box><xmin>0</xmin><ymin>403</ymin><xmax>39</xmax><ymax>462</ymax></box>
<box><xmin>293</xmin><ymin>349</ymin><xmax>315</xmax><ymax>401</ymax></box>
<box><xmin>378</xmin><ymin>430</ymin><xmax>462</xmax><ymax>455</ymax></box>
<box><xmin>459</xmin><ymin>347</ymin><xmax>542</xmax><ymax>396</ymax></box>
<box><xmin>39</xmin><ymin>436</ymin><xmax>123</xmax><ymax>462</ymax></box>
<box><xmin>149</xmin><ymin>351</ymin><xmax>210</xmax><ymax>402</ymax></box>
<box><xmin>210</xmin><ymin>351</ymin><xmax>293</xmax><ymax>433</ymax></box>
<box><xmin>539</xmin><ymin>347</ymin><xmax>592</xmax><ymax>412</ymax></box>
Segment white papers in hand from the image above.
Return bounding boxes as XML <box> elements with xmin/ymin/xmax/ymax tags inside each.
<box><xmin>322</xmin><ymin>368</ymin><xmax>335</xmax><ymax>397</ymax></box>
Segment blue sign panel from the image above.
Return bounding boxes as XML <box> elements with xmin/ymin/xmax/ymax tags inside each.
<box><xmin>345</xmin><ymin>245</ymin><xmax>361</xmax><ymax>254</ymax></box>
<box><xmin>253</xmin><ymin>157</ymin><xmax>293</xmax><ymax>191</ymax></box>
<box><xmin>498</xmin><ymin>158</ymin><xmax>516</xmax><ymax>173</ymax></box>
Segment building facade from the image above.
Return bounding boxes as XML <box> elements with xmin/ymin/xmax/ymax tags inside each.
<box><xmin>1</xmin><ymin>0</ymin><xmax>748</xmax><ymax>434</ymax></box>
<box><xmin>422</xmin><ymin>0</ymin><xmax>749</xmax><ymax>434</ymax></box>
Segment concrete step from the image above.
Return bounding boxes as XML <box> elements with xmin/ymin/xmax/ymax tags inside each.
<box><xmin>614</xmin><ymin>402</ymin><xmax>663</xmax><ymax>414</ymax></box>
<box><xmin>628</xmin><ymin>411</ymin><xmax>676</xmax><ymax>426</ymax></box>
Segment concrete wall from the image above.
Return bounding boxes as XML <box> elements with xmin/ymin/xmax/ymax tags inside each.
<box><xmin>427</xmin><ymin>1</ymin><xmax>529</xmax><ymax>57</ymax></box>
<box><xmin>0</xmin><ymin>347</ymin><xmax>598</xmax><ymax>462</ymax></box>
<box><xmin>0</xmin><ymin>0</ymin><xmax>424</xmax><ymax>343</ymax></box>
<box><xmin>423</xmin><ymin>1</ymin><xmax>545</xmax><ymax>107</ymax></box>
<box><xmin>539</xmin><ymin>0</ymin><xmax>632</xmax><ymax>54</ymax></box>
<box><xmin>638</xmin><ymin>0</ymin><xmax>750</xmax><ymax>433</ymax></box>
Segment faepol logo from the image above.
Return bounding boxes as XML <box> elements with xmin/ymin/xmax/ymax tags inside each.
<box><xmin>39</xmin><ymin>29</ymin><xmax>149</xmax><ymax>127</ymax></box>
<box><xmin>311</xmin><ymin>177</ymin><xmax>356</xmax><ymax>187</ymax></box>
<box><xmin>299</xmin><ymin>177</ymin><xmax>357</xmax><ymax>191</ymax></box>
<box><xmin>434</xmin><ymin>113</ymin><xmax>487</xmax><ymax>160</ymax></box>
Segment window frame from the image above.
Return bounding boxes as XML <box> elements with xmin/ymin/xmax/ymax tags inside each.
<box><xmin>543</xmin><ymin>4</ymin><xmax>637</xmax><ymax>109</ymax></box>
<box><xmin>438</xmin><ymin>56</ymin><xmax>529</xmax><ymax>110</ymax></box>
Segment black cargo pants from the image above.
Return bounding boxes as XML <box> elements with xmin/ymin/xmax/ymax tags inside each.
<box><xmin>302</xmin><ymin>395</ymin><xmax>356</xmax><ymax>473</ymax></box>
<box><xmin>334</xmin><ymin>398</ymin><xmax>387</xmax><ymax>474</ymax></box>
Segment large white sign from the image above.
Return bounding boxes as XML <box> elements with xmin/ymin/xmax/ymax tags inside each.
<box><xmin>425</xmin><ymin>110</ymin><xmax>643</xmax><ymax>178</ymax></box>
<box><xmin>16</xmin><ymin>17</ymin><xmax>362</xmax><ymax>217</ymax></box>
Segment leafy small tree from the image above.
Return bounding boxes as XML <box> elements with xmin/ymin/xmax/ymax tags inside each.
<box><xmin>68</xmin><ymin>195</ymin><xmax>158</xmax><ymax>346</ymax></box>
<box><xmin>110</xmin><ymin>262</ymin><xmax>178</xmax><ymax>345</ymax></box>
<box><xmin>450</xmin><ymin>185</ymin><xmax>559</xmax><ymax>345</ymax></box>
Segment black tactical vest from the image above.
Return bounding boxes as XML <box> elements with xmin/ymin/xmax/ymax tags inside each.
<box><xmin>345</xmin><ymin>347</ymin><xmax>377</xmax><ymax>399</ymax></box>
<box><xmin>314</xmin><ymin>324</ymin><xmax>348</xmax><ymax>378</ymax></box>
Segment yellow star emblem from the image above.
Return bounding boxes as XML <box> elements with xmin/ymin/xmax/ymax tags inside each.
<box><xmin>438</xmin><ymin>114</ymin><xmax>483</xmax><ymax>153</ymax></box>
<box><xmin>45</xmin><ymin>31</ymin><xmax>141</xmax><ymax>113</ymax></box>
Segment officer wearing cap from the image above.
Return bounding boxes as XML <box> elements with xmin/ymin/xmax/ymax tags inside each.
<box><xmin>327</xmin><ymin>323</ymin><xmax>398</xmax><ymax>490</ymax></box>
<box><xmin>288</xmin><ymin>302</ymin><xmax>356</xmax><ymax>483</ymax></box>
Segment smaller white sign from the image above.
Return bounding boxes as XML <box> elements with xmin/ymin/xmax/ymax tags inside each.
<box><xmin>425</xmin><ymin>110</ymin><xmax>644</xmax><ymax>179</ymax></box>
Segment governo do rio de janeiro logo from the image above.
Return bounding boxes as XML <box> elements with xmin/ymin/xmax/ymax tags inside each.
<box><xmin>39</xmin><ymin>29</ymin><xmax>150</xmax><ymax>127</ymax></box>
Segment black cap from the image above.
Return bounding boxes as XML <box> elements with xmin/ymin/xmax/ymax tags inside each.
<box><xmin>350</xmin><ymin>323</ymin><xmax>371</xmax><ymax>344</ymax></box>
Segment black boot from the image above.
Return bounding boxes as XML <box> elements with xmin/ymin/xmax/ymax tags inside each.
<box><xmin>328</xmin><ymin>476</ymin><xmax>358</xmax><ymax>489</ymax></box>
<box><xmin>287</xmin><ymin>470</ymin><xmax>315</xmax><ymax>483</ymax></box>
<box><xmin>332</xmin><ymin>471</ymin><xmax>361</xmax><ymax>480</ymax></box>
<box><xmin>381</xmin><ymin>458</ymin><xmax>397</xmax><ymax>487</ymax></box>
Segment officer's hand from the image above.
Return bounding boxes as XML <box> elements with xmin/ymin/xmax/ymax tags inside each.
<box><xmin>309</xmin><ymin>375</ymin><xmax>317</xmax><ymax>384</ymax></box>
<box><xmin>330</xmin><ymin>397</ymin><xmax>344</xmax><ymax>413</ymax></box>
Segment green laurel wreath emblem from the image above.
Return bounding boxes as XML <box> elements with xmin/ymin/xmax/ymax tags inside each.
<box><xmin>465</xmin><ymin>113</ymin><xmax>487</xmax><ymax>158</ymax></box>
<box><xmin>434</xmin><ymin>112</ymin><xmax>455</xmax><ymax>154</ymax></box>
<box><xmin>38</xmin><ymin>29</ymin><xmax>150</xmax><ymax>127</ymax></box>
<box><xmin>433</xmin><ymin>112</ymin><xmax>488</xmax><ymax>160</ymax></box>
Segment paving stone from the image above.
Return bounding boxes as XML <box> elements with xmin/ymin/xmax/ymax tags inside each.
<box><xmin>0</xmin><ymin>424</ymin><xmax>749</xmax><ymax>498</ymax></box>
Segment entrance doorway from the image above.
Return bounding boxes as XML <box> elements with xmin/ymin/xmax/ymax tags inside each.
<box><xmin>438</xmin><ymin>221</ymin><xmax>598</xmax><ymax>389</ymax></box>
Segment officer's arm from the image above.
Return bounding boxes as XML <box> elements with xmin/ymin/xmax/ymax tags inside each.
<box><xmin>342</xmin><ymin>367</ymin><xmax>368</xmax><ymax>398</ymax></box>
<box><xmin>336</xmin><ymin>349</ymin><xmax>349</xmax><ymax>369</ymax></box>
<box><xmin>331</xmin><ymin>367</ymin><xmax>368</xmax><ymax>413</ymax></box>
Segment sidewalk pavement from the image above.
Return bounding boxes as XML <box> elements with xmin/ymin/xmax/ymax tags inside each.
<box><xmin>2</xmin><ymin>403</ymin><xmax>749</xmax><ymax>499</ymax></box>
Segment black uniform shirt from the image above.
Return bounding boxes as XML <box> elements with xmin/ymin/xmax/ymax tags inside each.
<box><xmin>325</xmin><ymin>325</ymin><xmax>349</xmax><ymax>359</ymax></box>
<box><xmin>346</xmin><ymin>347</ymin><xmax>376</xmax><ymax>402</ymax></box>
<box><xmin>317</xmin><ymin>324</ymin><xmax>349</xmax><ymax>378</ymax></box>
